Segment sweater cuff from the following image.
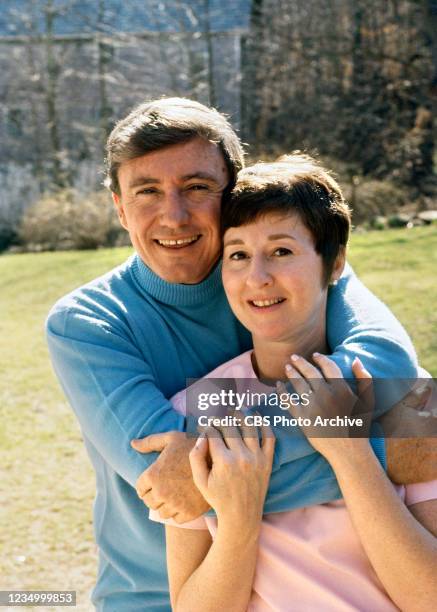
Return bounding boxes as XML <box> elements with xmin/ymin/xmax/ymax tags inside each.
<box><xmin>369</xmin><ymin>423</ymin><xmax>386</xmax><ymax>470</ymax></box>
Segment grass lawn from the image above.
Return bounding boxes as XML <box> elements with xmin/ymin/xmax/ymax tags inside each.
<box><xmin>348</xmin><ymin>226</ymin><xmax>437</xmax><ymax>375</ymax></box>
<box><xmin>1</xmin><ymin>226</ymin><xmax>436</xmax><ymax>610</ymax></box>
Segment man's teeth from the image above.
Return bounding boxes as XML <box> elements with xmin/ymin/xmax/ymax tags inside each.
<box><xmin>252</xmin><ymin>298</ymin><xmax>284</xmax><ymax>307</ymax></box>
<box><xmin>157</xmin><ymin>236</ymin><xmax>198</xmax><ymax>246</ymax></box>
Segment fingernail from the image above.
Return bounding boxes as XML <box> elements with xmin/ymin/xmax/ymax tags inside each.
<box><xmin>195</xmin><ymin>435</ymin><xmax>205</xmax><ymax>448</ymax></box>
<box><xmin>291</xmin><ymin>354</ymin><xmax>299</xmax><ymax>361</ymax></box>
<box><xmin>285</xmin><ymin>363</ymin><xmax>293</xmax><ymax>373</ymax></box>
<box><xmin>313</xmin><ymin>352</ymin><xmax>321</xmax><ymax>358</ymax></box>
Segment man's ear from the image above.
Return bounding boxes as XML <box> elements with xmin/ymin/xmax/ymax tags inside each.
<box><xmin>331</xmin><ymin>246</ymin><xmax>346</xmax><ymax>283</ymax></box>
<box><xmin>112</xmin><ymin>192</ymin><xmax>128</xmax><ymax>230</ymax></box>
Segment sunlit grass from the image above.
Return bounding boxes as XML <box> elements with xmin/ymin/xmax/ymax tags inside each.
<box><xmin>348</xmin><ymin>225</ymin><xmax>437</xmax><ymax>374</ymax></box>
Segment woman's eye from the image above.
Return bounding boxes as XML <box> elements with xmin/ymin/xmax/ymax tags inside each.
<box><xmin>229</xmin><ymin>251</ymin><xmax>248</xmax><ymax>261</ymax></box>
<box><xmin>273</xmin><ymin>247</ymin><xmax>292</xmax><ymax>256</ymax></box>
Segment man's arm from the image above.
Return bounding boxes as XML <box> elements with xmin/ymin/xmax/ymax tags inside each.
<box><xmin>326</xmin><ymin>263</ymin><xmax>418</xmax><ymax>380</ymax></box>
<box><xmin>253</xmin><ymin>265</ymin><xmax>435</xmax><ymax>509</ymax></box>
<box><xmin>46</xmin><ymin>301</ymin><xmax>186</xmax><ymax>488</ymax></box>
<box><xmin>384</xmin><ymin>379</ymin><xmax>437</xmax><ymax>484</ymax></box>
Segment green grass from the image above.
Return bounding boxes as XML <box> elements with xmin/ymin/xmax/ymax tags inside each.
<box><xmin>0</xmin><ymin>226</ymin><xmax>435</xmax><ymax>609</ymax></box>
<box><xmin>0</xmin><ymin>247</ymin><xmax>132</xmax><ymax>611</ymax></box>
<box><xmin>348</xmin><ymin>225</ymin><xmax>437</xmax><ymax>375</ymax></box>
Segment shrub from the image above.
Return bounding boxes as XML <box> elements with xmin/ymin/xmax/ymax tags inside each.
<box><xmin>370</xmin><ymin>215</ymin><xmax>388</xmax><ymax>230</ymax></box>
<box><xmin>18</xmin><ymin>189</ymin><xmax>125</xmax><ymax>251</ymax></box>
<box><xmin>342</xmin><ymin>179</ymin><xmax>407</xmax><ymax>224</ymax></box>
<box><xmin>387</xmin><ymin>213</ymin><xmax>411</xmax><ymax>228</ymax></box>
<box><xmin>0</xmin><ymin>225</ymin><xmax>19</xmax><ymax>252</ymax></box>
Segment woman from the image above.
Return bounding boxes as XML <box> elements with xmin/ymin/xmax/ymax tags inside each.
<box><xmin>153</xmin><ymin>154</ymin><xmax>437</xmax><ymax>611</ymax></box>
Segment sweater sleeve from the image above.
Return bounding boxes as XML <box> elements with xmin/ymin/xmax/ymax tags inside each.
<box><xmin>326</xmin><ymin>263</ymin><xmax>418</xmax><ymax>380</ymax></box>
<box><xmin>46</xmin><ymin>302</ymin><xmax>185</xmax><ymax>489</ymax></box>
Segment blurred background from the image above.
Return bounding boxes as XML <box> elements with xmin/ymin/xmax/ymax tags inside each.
<box><xmin>0</xmin><ymin>0</ymin><xmax>437</xmax><ymax>250</ymax></box>
<box><xmin>0</xmin><ymin>1</ymin><xmax>436</xmax><ymax>610</ymax></box>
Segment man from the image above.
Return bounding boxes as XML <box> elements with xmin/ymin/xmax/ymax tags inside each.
<box><xmin>46</xmin><ymin>98</ymin><xmax>430</xmax><ymax>611</ymax></box>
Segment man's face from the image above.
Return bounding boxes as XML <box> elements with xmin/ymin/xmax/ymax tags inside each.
<box><xmin>113</xmin><ymin>137</ymin><xmax>229</xmax><ymax>284</ymax></box>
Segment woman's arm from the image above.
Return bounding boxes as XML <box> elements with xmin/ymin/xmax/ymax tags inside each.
<box><xmin>284</xmin><ymin>354</ymin><xmax>437</xmax><ymax>611</ymax></box>
<box><xmin>166</xmin><ymin>518</ymin><xmax>260</xmax><ymax>612</ymax></box>
<box><xmin>166</xmin><ymin>425</ymin><xmax>275</xmax><ymax>612</ymax></box>
<box><xmin>328</xmin><ymin>447</ymin><xmax>437</xmax><ymax>611</ymax></box>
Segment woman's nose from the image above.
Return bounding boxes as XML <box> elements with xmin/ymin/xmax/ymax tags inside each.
<box><xmin>246</xmin><ymin>259</ymin><xmax>273</xmax><ymax>288</ymax></box>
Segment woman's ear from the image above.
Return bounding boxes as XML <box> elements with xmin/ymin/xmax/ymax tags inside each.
<box><xmin>331</xmin><ymin>246</ymin><xmax>346</xmax><ymax>284</ymax></box>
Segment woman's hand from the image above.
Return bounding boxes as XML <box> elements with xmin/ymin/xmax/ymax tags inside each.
<box><xmin>280</xmin><ymin>354</ymin><xmax>437</xmax><ymax>611</ymax></box>
<box><xmin>189</xmin><ymin>417</ymin><xmax>275</xmax><ymax>530</ymax></box>
<box><xmin>279</xmin><ymin>353</ymin><xmax>373</xmax><ymax>464</ymax></box>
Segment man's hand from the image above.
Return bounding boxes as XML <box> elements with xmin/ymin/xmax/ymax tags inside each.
<box><xmin>131</xmin><ymin>431</ymin><xmax>211</xmax><ymax>523</ymax></box>
<box><xmin>383</xmin><ymin>380</ymin><xmax>437</xmax><ymax>484</ymax></box>
<box><xmin>386</xmin><ymin>438</ymin><xmax>437</xmax><ymax>484</ymax></box>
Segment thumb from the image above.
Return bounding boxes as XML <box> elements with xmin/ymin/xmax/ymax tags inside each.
<box><xmin>189</xmin><ymin>435</ymin><xmax>209</xmax><ymax>492</ymax></box>
<box><xmin>131</xmin><ymin>432</ymin><xmax>170</xmax><ymax>453</ymax></box>
<box><xmin>352</xmin><ymin>357</ymin><xmax>374</xmax><ymax>413</ymax></box>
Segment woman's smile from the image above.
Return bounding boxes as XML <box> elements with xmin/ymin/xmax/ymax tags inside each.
<box><xmin>247</xmin><ymin>296</ymin><xmax>287</xmax><ymax>310</ymax></box>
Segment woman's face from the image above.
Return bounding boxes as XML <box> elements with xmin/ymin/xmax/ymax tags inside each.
<box><xmin>222</xmin><ymin>212</ymin><xmax>342</xmax><ymax>343</ymax></box>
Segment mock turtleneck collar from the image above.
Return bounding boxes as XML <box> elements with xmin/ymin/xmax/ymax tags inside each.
<box><xmin>129</xmin><ymin>254</ymin><xmax>223</xmax><ymax>306</ymax></box>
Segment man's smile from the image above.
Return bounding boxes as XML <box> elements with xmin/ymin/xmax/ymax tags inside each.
<box><xmin>154</xmin><ymin>235</ymin><xmax>201</xmax><ymax>249</ymax></box>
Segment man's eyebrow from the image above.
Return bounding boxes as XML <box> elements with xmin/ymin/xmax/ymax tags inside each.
<box><xmin>182</xmin><ymin>172</ymin><xmax>221</xmax><ymax>183</ymax></box>
<box><xmin>128</xmin><ymin>176</ymin><xmax>160</xmax><ymax>188</ymax></box>
<box><xmin>128</xmin><ymin>172</ymin><xmax>222</xmax><ymax>189</ymax></box>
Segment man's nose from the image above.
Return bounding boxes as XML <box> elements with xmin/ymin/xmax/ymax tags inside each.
<box><xmin>246</xmin><ymin>258</ymin><xmax>273</xmax><ymax>288</ymax></box>
<box><xmin>160</xmin><ymin>190</ymin><xmax>190</xmax><ymax>227</ymax></box>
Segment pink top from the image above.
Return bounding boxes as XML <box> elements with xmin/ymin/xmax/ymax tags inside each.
<box><xmin>151</xmin><ymin>351</ymin><xmax>437</xmax><ymax>611</ymax></box>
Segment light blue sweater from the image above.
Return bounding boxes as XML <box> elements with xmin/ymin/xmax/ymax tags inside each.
<box><xmin>46</xmin><ymin>254</ymin><xmax>417</xmax><ymax>611</ymax></box>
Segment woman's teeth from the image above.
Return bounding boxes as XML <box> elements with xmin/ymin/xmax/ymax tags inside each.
<box><xmin>251</xmin><ymin>298</ymin><xmax>285</xmax><ymax>307</ymax></box>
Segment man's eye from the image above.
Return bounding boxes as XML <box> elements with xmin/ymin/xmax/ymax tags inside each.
<box><xmin>229</xmin><ymin>251</ymin><xmax>248</xmax><ymax>260</ymax></box>
<box><xmin>273</xmin><ymin>247</ymin><xmax>292</xmax><ymax>256</ymax></box>
<box><xmin>188</xmin><ymin>184</ymin><xmax>209</xmax><ymax>191</ymax></box>
<box><xmin>137</xmin><ymin>188</ymin><xmax>158</xmax><ymax>195</ymax></box>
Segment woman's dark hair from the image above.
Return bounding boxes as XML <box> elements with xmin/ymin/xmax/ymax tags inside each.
<box><xmin>221</xmin><ymin>153</ymin><xmax>351</xmax><ymax>286</ymax></box>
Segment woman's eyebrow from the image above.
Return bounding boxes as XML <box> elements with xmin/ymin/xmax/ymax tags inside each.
<box><xmin>223</xmin><ymin>238</ymin><xmax>244</xmax><ymax>247</ymax></box>
<box><xmin>224</xmin><ymin>233</ymin><xmax>298</xmax><ymax>248</ymax></box>
<box><xmin>268</xmin><ymin>233</ymin><xmax>297</xmax><ymax>241</ymax></box>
